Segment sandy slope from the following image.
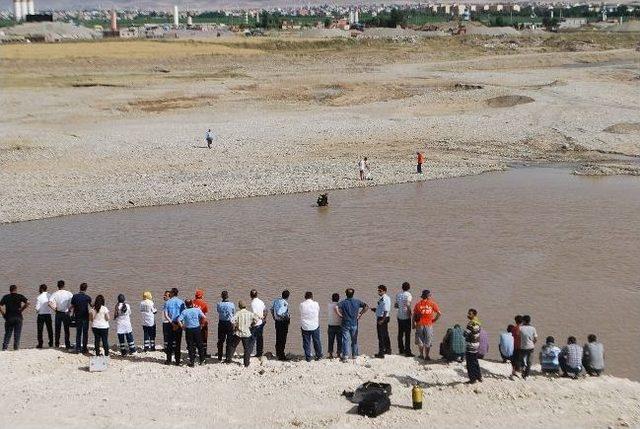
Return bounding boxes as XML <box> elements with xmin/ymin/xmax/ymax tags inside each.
<box><xmin>1</xmin><ymin>348</ymin><xmax>639</xmax><ymax>428</ymax></box>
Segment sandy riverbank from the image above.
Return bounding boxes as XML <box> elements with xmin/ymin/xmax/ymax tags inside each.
<box><xmin>1</xmin><ymin>348</ymin><xmax>639</xmax><ymax>428</ymax></box>
<box><xmin>1</xmin><ymin>34</ymin><xmax>640</xmax><ymax>224</ymax></box>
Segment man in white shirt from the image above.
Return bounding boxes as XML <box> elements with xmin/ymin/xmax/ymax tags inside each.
<box><xmin>249</xmin><ymin>289</ymin><xmax>267</xmax><ymax>358</ymax></box>
<box><xmin>300</xmin><ymin>291</ymin><xmax>322</xmax><ymax>362</ymax></box>
<box><xmin>35</xmin><ymin>284</ymin><xmax>53</xmax><ymax>348</ymax></box>
<box><xmin>395</xmin><ymin>282</ymin><xmax>413</xmax><ymax>357</ymax></box>
<box><xmin>48</xmin><ymin>280</ymin><xmax>73</xmax><ymax>349</ymax></box>
<box><xmin>358</xmin><ymin>157</ymin><xmax>368</xmax><ymax>181</ymax></box>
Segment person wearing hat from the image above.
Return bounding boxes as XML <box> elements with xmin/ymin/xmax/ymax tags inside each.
<box><xmin>140</xmin><ymin>291</ymin><xmax>157</xmax><ymax>352</ymax></box>
<box><xmin>412</xmin><ymin>289</ymin><xmax>441</xmax><ymax>361</ymax></box>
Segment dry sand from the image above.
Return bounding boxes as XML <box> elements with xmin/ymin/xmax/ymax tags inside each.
<box><xmin>1</xmin><ymin>34</ymin><xmax>639</xmax><ymax>224</ymax></box>
<box><xmin>1</xmin><ymin>348</ymin><xmax>639</xmax><ymax>429</ymax></box>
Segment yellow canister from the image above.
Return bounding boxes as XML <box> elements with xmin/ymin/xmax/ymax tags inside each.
<box><xmin>412</xmin><ymin>385</ymin><xmax>423</xmax><ymax>410</ymax></box>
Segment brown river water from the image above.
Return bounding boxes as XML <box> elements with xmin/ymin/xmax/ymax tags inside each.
<box><xmin>1</xmin><ymin>167</ymin><xmax>639</xmax><ymax>379</ymax></box>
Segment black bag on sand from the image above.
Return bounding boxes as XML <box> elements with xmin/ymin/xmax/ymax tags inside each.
<box><xmin>357</xmin><ymin>391</ymin><xmax>391</xmax><ymax>418</ymax></box>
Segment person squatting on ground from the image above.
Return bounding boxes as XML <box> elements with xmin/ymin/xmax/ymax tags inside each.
<box><xmin>540</xmin><ymin>336</ymin><xmax>561</xmax><ymax>374</ymax></box>
<box><xmin>326</xmin><ymin>293</ymin><xmax>342</xmax><ymax>359</ymax></box>
<box><xmin>114</xmin><ymin>294</ymin><xmax>136</xmax><ymax>356</ymax></box>
<box><xmin>464</xmin><ymin>308</ymin><xmax>482</xmax><ymax>384</ymax></box>
<box><xmin>90</xmin><ymin>295</ymin><xmax>110</xmax><ymax>357</ymax></box>
<box><xmin>300</xmin><ymin>291</ymin><xmax>322</xmax><ymax>362</ymax></box>
<box><xmin>583</xmin><ymin>334</ymin><xmax>605</xmax><ymax>376</ymax></box>
<box><xmin>395</xmin><ymin>282</ymin><xmax>413</xmax><ymax>357</ymax></box>
<box><xmin>35</xmin><ymin>284</ymin><xmax>53</xmax><ymax>348</ymax></box>
<box><xmin>193</xmin><ymin>290</ymin><xmax>209</xmax><ymax>357</ymax></box>
<box><xmin>560</xmin><ymin>336</ymin><xmax>584</xmax><ymax>378</ymax></box>
<box><xmin>271</xmin><ymin>289</ymin><xmax>291</xmax><ymax>361</ymax></box>
<box><xmin>226</xmin><ymin>300</ymin><xmax>259</xmax><ymax>367</ymax></box>
<box><xmin>70</xmin><ymin>283</ymin><xmax>92</xmax><ymax>354</ymax></box>
<box><xmin>178</xmin><ymin>299</ymin><xmax>206</xmax><ymax>367</ymax></box>
<box><xmin>412</xmin><ymin>289</ymin><xmax>441</xmax><ymax>361</ymax></box>
<box><xmin>499</xmin><ymin>324</ymin><xmax>515</xmax><ymax>363</ymax></box>
<box><xmin>336</xmin><ymin>288</ymin><xmax>368</xmax><ymax>362</ymax></box>
<box><xmin>373</xmin><ymin>285</ymin><xmax>391</xmax><ymax>358</ymax></box>
<box><xmin>140</xmin><ymin>291</ymin><xmax>157</xmax><ymax>352</ymax></box>
<box><xmin>216</xmin><ymin>290</ymin><xmax>235</xmax><ymax>361</ymax></box>
<box><xmin>164</xmin><ymin>288</ymin><xmax>185</xmax><ymax>365</ymax></box>
<box><xmin>1</xmin><ymin>285</ymin><xmax>29</xmax><ymax>351</ymax></box>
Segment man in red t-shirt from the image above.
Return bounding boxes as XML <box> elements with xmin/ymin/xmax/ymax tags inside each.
<box><xmin>416</xmin><ymin>152</ymin><xmax>425</xmax><ymax>174</ymax></box>
<box><xmin>412</xmin><ymin>289</ymin><xmax>441</xmax><ymax>360</ymax></box>
<box><xmin>193</xmin><ymin>290</ymin><xmax>210</xmax><ymax>357</ymax></box>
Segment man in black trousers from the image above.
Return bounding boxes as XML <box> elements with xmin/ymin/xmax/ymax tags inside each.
<box><xmin>271</xmin><ymin>289</ymin><xmax>291</xmax><ymax>361</ymax></box>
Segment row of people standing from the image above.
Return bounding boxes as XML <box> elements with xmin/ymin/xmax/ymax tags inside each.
<box><xmin>2</xmin><ymin>282</ymin><xmax>605</xmax><ymax>379</ymax></box>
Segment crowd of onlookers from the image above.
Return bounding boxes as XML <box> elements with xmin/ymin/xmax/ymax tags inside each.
<box><xmin>1</xmin><ymin>281</ymin><xmax>604</xmax><ymax>380</ymax></box>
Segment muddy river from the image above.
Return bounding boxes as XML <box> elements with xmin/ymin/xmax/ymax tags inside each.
<box><xmin>2</xmin><ymin>167</ymin><xmax>639</xmax><ymax>379</ymax></box>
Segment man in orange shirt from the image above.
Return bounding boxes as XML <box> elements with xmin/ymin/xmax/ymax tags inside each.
<box><xmin>416</xmin><ymin>152</ymin><xmax>425</xmax><ymax>174</ymax></box>
<box><xmin>193</xmin><ymin>290</ymin><xmax>210</xmax><ymax>357</ymax></box>
<box><xmin>412</xmin><ymin>289</ymin><xmax>441</xmax><ymax>361</ymax></box>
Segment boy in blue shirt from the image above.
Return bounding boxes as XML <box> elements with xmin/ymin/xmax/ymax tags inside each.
<box><xmin>178</xmin><ymin>299</ymin><xmax>206</xmax><ymax>367</ymax></box>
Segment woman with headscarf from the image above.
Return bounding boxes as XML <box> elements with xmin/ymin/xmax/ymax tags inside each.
<box><xmin>140</xmin><ymin>291</ymin><xmax>157</xmax><ymax>352</ymax></box>
<box><xmin>114</xmin><ymin>294</ymin><xmax>136</xmax><ymax>356</ymax></box>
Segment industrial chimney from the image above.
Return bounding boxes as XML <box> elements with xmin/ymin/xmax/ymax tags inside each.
<box><xmin>20</xmin><ymin>0</ymin><xmax>28</xmax><ymax>19</ymax></box>
<box><xmin>27</xmin><ymin>0</ymin><xmax>34</xmax><ymax>15</ymax></box>
<box><xmin>110</xmin><ymin>9</ymin><xmax>118</xmax><ymax>32</ymax></box>
<box><xmin>13</xmin><ymin>0</ymin><xmax>22</xmax><ymax>21</ymax></box>
<box><xmin>173</xmin><ymin>5</ymin><xmax>179</xmax><ymax>27</ymax></box>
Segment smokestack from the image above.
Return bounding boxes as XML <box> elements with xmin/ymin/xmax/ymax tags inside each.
<box><xmin>27</xmin><ymin>0</ymin><xmax>34</xmax><ymax>15</ymax></box>
<box><xmin>187</xmin><ymin>15</ymin><xmax>193</xmax><ymax>26</ymax></box>
<box><xmin>21</xmin><ymin>0</ymin><xmax>28</xmax><ymax>18</ymax></box>
<box><xmin>13</xmin><ymin>0</ymin><xmax>22</xmax><ymax>21</ymax></box>
<box><xmin>173</xmin><ymin>5</ymin><xmax>179</xmax><ymax>27</ymax></box>
<box><xmin>110</xmin><ymin>9</ymin><xmax>118</xmax><ymax>32</ymax></box>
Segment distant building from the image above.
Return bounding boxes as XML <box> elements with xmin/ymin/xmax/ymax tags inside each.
<box><xmin>560</xmin><ymin>17</ymin><xmax>588</xmax><ymax>28</ymax></box>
